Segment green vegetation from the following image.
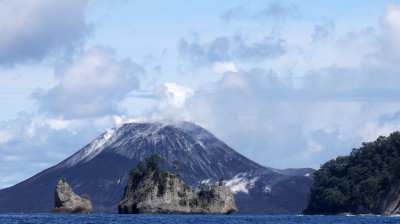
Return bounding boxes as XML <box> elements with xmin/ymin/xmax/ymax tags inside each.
<box><xmin>124</xmin><ymin>154</ymin><xmax>170</xmax><ymax>200</ymax></box>
<box><xmin>145</xmin><ymin>154</ymin><xmax>165</xmax><ymax>170</ymax></box>
<box><xmin>197</xmin><ymin>182</ymin><xmax>211</xmax><ymax>191</ymax></box>
<box><xmin>178</xmin><ymin>191</ymin><xmax>186</xmax><ymax>198</ymax></box>
<box><xmin>189</xmin><ymin>198</ymin><xmax>199</xmax><ymax>208</ymax></box>
<box><xmin>138</xmin><ymin>161</ymin><xmax>145</xmax><ymax>173</ymax></box>
<box><xmin>143</xmin><ymin>154</ymin><xmax>168</xmax><ymax>197</ymax></box>
<box><xmin>197</xmin><ymin>181</ymin><xmax>216</xmax><ymax>207</ymax></box>
<box><xmin>127</xmin><ymin>167</ymin><xmax>142</xmax><ymax>192</ymax></box>
<box><xmin>304</xmin><ymin>132</ymin><xmax>400</xmax><ymax>214</ymax></box>
<box><xmin>168</xmin><ymin>179</ymin><xmax>174</xmax><ymax>190</ymax></box>
<box><xmin>198</xmin><ymin>182</ymin><xmax>217</xmax><ymax>191</ymax></box>
<box><xmin>179</xmin><ymin>199</ymin><xmax>187</xmax><ymax>206</ymax></box>
<box><xmin>129</xmin><ymin>167</ymin><xmax>140</xmax><ymax>178</ymax></box>
<box><xmin>155</xmin><ymin>170</ymin><xmax>168</xmax><ymax>197</ymax></box>
<box><xmin>219</xmin><ymin>176</ymin><xmax>224</xmax><ymax>186</ymax></box>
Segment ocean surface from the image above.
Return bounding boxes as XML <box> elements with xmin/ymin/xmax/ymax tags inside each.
<box><xmin>1</xmin><ymin>214</ymin><xmax>400</xmax><ymax>224</ymax></box>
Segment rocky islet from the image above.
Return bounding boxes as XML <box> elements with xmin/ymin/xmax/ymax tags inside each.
<box><xmin>51</xmin><ymin>178</ymin><xmax>93</xmax><ymax>214</ymax></box>
<box><xmin>118</xmin><ymin>168</ymin><xmax>238</xmax><ymax>214</ymax></box>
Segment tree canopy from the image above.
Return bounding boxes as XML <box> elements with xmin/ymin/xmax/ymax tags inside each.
<box><xmin>304</xmin><ymin>132</ymin><xmax>400</xmax><ymax>214</ymax></box>
<box><xmin>144</xmin><ymin>154</ymin><xmax>165</xmax><ymax>171</ymax></box>
<box><xmin>126</xmin><ymin>154</ymin><xmax>168</xmax><ymax>197</ymax></box>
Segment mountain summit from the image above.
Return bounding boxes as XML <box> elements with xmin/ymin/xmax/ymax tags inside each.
<box><xmin>0</xmin><ymin>121</ymin><xmax>313</xmax><ymax>214</ymax></box>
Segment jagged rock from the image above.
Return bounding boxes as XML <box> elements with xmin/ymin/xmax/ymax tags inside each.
<box><xmin>51</xmin><ymin>178</ymin><xmax>93</xmax><ymax>214</ymax></box>
<box><xmin>118</xmin><ymin>169</ymin><xmax>237</xmax><ymax>214</ymax></box>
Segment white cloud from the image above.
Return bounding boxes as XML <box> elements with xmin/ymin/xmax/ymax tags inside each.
<box><xmin>45</xmin><ymin>119</ymin><xmax>86</xmax><ymax>131</ymax></box>
<box><xmin>0</xmin><ymin>113</ymin><xmax>32</xmax><ymax>144</ymax></box>
<box><xmin>0</xmin><ymin>114</ymin><xmax>114</xmax><ymax>189</ymax></box>
<box><xmin>381</xmin><ymin>3</ymin><xmax>400</xmax><ymax>61</ymax></box>
<box><xmin>178</xmin><ymin>34</ymin><xmax>286</xmax><ymax>67</ymax></box>
<box><xmin>35</xmin><ymin>46</ymin><xmax>143</xmax><ymax>118</ymax></box>
<box><xmin>381</xmin><ymin>3</ymin><xmax>400</xmax><ymax>37</ymax></box>
<box><xmin>111</xmin><ymin>115</ymin><xmax>144</xmax><ymax>128</ymax></box>
<box><xmin>357</xmin><ymin>120</ymin><xmax>400</xmax><ymax>143</ymax></box>
<box><xmin>212</xmin><ymin>61</ymin><xmax>238</xmax><ymax>74</ymax></box>
<box><xmin>112</xmin><ymin>115</ymin><xmax>125</xmax><ymax>128</ymax></box>
<box><xmin>0</xmin><ymin>0</ymin><xmax>92</xmax><ymax>65</ymax></box>
<box><xmin>0</xmin><ymin>130</ymin><xmax>13</xmax><ymax>144</ymax></box>
<box><xmin>0</xmin><ymin>172</ymin><xmax>25</xmax><ymax>189</ymax></box>
<box><xmin>141</xmin><ymin>63</ymin><xmax>400</xmax><ymax>168</ymax></box>
<box><xmin>221</xmin><ymin>1</ymin><xmax>298</xmax><ymax>23</ymax></box>
<box><xmin>154</xmin><ymin>82</ymin><xmax>194</xmax><ymax>108</ymax></box>
<box><xmin>311</xmin><ymin>20</ymin><xmax>335</xmax><ymax>42</ymax></box>
<box><xmin>301</xmin><ymin>139</ymin><xmax>323</xmax><ymax>160</ymax></box>
<box><xmin>31</xmin><ymin>162</ymin><xmax>52</xmax><ymax>168</ymax></box>
<box><xmin>2</xmin><ymin>155</ymin><xmax>21</xmax><ymax>162</ymax></box>
<box><xmin>220</xmin><ymin>72</ymin><xmax>248</xmax><ymax>89</ymax></box>
<box><xmin>255</xmin><ymin>0</ymin><xmax>298</xmax><ymax>21</ymax></box>
<box><xmin>5</xmin><ymin>1</ymin><xmax>400</xmax><ymax>190</ymax></box>
<box><xmin>237</xmin><ymin>115</ymin><xmax>258</xmax><ymax>132</ymax></box>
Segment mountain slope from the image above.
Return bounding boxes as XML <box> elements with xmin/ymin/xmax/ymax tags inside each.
<box><xmin>0</xmin><ymin>121</ymin><xmax>313</xmax><ymax>214</ymax></box>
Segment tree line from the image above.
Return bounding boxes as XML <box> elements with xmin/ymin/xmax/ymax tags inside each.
<box><xmin>304</xmin><ymin>131</ymin><xmax>400</xmax><ymax>214</ymax></box>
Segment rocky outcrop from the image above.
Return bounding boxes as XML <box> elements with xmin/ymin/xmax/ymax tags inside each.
<box><xmin>118</xmin><ymin>170</ymin><xmax>237</xmax><ymax>214</ymax></box>
<box><xmin>51</xmin><ymin>178</ymin><xmax>93</xmax><ymax>214</ymax></box>
<box><xmin>374</xmin><ymin>181</ymin><xmax>400</xmax><ymax>215</ymax></box>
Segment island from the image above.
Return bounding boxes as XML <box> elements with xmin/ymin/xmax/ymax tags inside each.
<box><xmin>118</xmin><ymin>154</ymin><xmax>238</xmax><ymax>214</ymax></box>
<box><xmin>51</xmin><ymin>178</ymin><xmax>93</xmax><ymax>214</ymax></box>
<box><xmin>304</xmin><ymin>131</ymin><xmax>400</xmax><ymax>215</ymax></box>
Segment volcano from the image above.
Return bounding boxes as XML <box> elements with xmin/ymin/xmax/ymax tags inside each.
<box><xmin>0</xmin><ymin>121</ymin><xmax>313</xmax><ymax>214</ymax></box>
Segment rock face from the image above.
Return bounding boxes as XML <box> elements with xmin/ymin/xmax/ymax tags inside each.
<box><xmin>376</xmin><ymin>181</ymin><xmax>400</xmax><ymax>215</ymax></box>
<box><xmin>52</xmin><ymin>178</ymin><xmax>93</xmax><ymax>214</ymax></box>
<box><xmin>118</xmin><ymin>169</ymin><xmax>237</xmax><ymax>214</ymax></box>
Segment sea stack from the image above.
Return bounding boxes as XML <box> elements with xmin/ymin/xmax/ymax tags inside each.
<box><xmin>118</xmin><ymin>168</ymin><xmax>238</xmax><ymax>214</ymax></box>
<box><xmin>51</xmin><ymin>178</ymin><xmax>93</xmax><ymax>214</ymax></box>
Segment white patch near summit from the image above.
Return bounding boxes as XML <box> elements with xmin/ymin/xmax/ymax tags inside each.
<box><xmin>264</xmin><ymin>186</ymin><xmax>272</xmax><ymax>193</ymax></box>
<box><xmin>225</xmin><ymin>173</ymin><xmax>259</xmax><ymax>194</ymax></box>
<box><xmin>62</xmin><ymin>128</ymin><xmax>116</xmax><ymax>167</ymax></box>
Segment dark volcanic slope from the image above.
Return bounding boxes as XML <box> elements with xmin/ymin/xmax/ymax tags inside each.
<box><xmin>0</xmin><ymin>122</ymin><xmax>313</xmax><ymax>214</ymax></box>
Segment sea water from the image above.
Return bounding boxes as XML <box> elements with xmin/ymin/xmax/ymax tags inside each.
<box><xmin>0</xmin><ymin>214</ymin><xmax>400</xmax><ymax>224</ymax></box>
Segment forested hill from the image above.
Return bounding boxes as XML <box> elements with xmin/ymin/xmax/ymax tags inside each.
<box><xmin>304</xmin><ymin>131</ymin><xmax>400</xmax><ymax>215</ymax></box>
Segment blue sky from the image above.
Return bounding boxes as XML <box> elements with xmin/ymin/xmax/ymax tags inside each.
<box><xmin>1</xmin><ymin>0</ymin><xmax>400</xmax><ymax>189</ymax></box>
